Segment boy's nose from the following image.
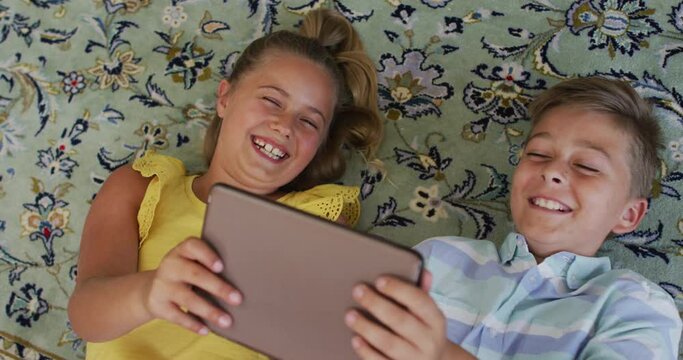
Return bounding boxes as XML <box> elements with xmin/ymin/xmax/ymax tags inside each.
<box><xmin>541</xmin><ymin>164</ymin><xmax>567</xmax><ymax>184</ymax></box>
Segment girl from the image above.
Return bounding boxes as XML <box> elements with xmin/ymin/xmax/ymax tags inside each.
<box><xmin>68</xmin><ymin>9</ymin><xmax>382</xmax><ymax>359</ymax></box>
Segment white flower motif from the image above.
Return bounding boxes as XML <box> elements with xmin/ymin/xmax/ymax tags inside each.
<box><xmin>409</xmin><ymin>185</ymin><xmax>449</xmax><ymax>222</ymax></box>
<box><xmin>162</xmin><ymin>5</ymin><xmax>188</xmax><ymax>28</ymax></box>
<box><xmin>668</xmin><ymin>137</ymin><xmax>683</xmax><ymax>162</ymax></box>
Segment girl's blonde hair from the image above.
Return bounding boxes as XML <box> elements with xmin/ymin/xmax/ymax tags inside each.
<box><xmin>204</xmin><ymin>9</ymin><xmax>382</xmax><ymax>191</ymax></box>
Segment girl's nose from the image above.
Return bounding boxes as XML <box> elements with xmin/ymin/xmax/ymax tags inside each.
<box><xmin>269</xmin><ymin>115</ymin><xmax>293</xmax><ymax>139</ymax></box>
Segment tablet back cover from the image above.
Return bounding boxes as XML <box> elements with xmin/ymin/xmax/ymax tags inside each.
<box><xmin>201</xmin><ymin>184</ymin><xmax>423</xmax><ymax>360</ymax></box>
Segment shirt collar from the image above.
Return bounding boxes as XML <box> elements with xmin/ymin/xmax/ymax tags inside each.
<box><xmin>499</xmin><ymin>232</ymin><xmax>534</xmax><ymax>264</ymax></box>
<box><xmin>500</xmin><ymin>232</ymin><xmax>613</xmax><ymax>289</ymax></box>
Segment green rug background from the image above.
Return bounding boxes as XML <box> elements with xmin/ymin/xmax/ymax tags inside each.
<box><xmin>0</xmin><ymin>0</ymin><xmax>681</xmax><ymax>358</ymax></box>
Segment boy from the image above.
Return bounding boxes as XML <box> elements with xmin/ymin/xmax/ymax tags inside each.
<box><xmin>344</xmin><ymin>77</ymin><xmax>682</xmax><ymax>359</ymax></box>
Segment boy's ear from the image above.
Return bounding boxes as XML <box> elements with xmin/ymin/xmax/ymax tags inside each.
<box><xmin>216</xmin><ymin>79</ymin><xmax>232</xmax><ymax>118</ymax></box>
<box><xmin>611</xmin><ymin>198</ymin><xmax>648</xmax><ymax>234</ymax></box>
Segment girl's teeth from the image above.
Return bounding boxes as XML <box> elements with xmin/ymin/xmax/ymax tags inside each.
<box><xmin>253</xmin><ymin>137</ymin><xmax>286</xmax><ymax>160</ymax></box>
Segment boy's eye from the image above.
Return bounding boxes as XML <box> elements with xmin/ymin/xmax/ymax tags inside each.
<box><xmin>526</xmin><ymin>152</ymin><xmax>550</xmax><ymax>159</ymax></box>
<box><xmin>575</xmin><ymin>163</ymin><xmax>599</xmax><ymax>173</ymax></box>
<box><xmin>262</xmin><ymin>97</ymin><xmax>281</xmax><ymax>108</ymax></box>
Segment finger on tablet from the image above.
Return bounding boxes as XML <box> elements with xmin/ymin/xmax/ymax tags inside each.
<box><xmin>345</xmin><ymin>309</ymin><xmax>414</xmax><ymax>359</ymax></box>
<box><xmin>175</xmin><ymin>288</ymin><xmax>232</xmax><ymax>329</ymax></box>
<box><xmin>374</xmin><ymin>277</ymin><xmax>444</xmax><ymax>332</ymax></box>
<box><xmin>179</xmin><ymin>260</ymin><xmax>242</xmax><ymax>306</ymax></box>
<box><xmin>177</xmin><ymin>237</ymin><xmax>224</xmax><ymax>273</ymax></box>
<box><xmin>351</xmin><ymin>284</ymin><xmax>427</xmax><ymax>348</ymax></box>
<box><xmin>419</xmin><ymin>269</ymin><xmax>433</xmax><ymax>292</ymax></box>
<box><xmin>351</xmin><ymin>335</ymin><xmax>389</xmax><ymax>360</ymax></box>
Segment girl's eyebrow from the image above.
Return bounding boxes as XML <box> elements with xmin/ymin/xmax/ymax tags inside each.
<box><xmin>259</xmin><ymin>85</ymin><xmax>327</xmax><ymax>124</ymax></box>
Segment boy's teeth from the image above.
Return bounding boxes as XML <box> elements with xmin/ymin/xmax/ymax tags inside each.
<box><xmin>533</xmin><ymin>198</ymin><xmax>566</xmax><ymax>211</ymax></box>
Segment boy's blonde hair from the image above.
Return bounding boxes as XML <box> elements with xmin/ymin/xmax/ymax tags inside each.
<box><xmin>204</xmin><ymin>9</ymin><xmax>382</xmax><ymax>191</ymax></box>
<box><xmin>528</xmin><ymin>77</ymin><xmax>661</xmax><ymax>198</ymax></box>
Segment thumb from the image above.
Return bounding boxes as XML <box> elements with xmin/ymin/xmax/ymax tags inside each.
<box><xmin>420</xmin><ymin>269</ymin><xmax>433</xmax><ymax>292</ymax></box>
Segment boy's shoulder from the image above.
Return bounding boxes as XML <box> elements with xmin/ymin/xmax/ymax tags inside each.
<box><xmin>414</xmin><ymin>235</ymin><xmax>500</xmax><ymax>264</ymax></box>
<box><xmin>591</xmin><ymin>267</ymin><xmax>677</xmax><ymax>304</ymax></box>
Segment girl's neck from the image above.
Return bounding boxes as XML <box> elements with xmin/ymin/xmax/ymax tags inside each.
<box><xmin>192</xmin><ymin>167</ymin><xmax>285</xmax><ymax>203</ymax></box>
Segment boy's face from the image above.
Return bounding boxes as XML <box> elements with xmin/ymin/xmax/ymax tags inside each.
<box><xmin>510</xmin><ymin>106</ymin><xmax>647</xmax><ymax>258</ymax></box>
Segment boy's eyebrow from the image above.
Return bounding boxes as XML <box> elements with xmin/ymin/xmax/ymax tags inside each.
<box><xmin>259</xmin><ymin>85</ymin><xmax>328</xmax><ymax>123</ymax></box>
<box><xmin>527</xmin><ymin>132</ymin><xmax>612</xmax><ymax>160</ymax></box>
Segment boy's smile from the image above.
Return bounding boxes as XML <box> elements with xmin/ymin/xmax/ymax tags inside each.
<box><xmin>528</xmin><ymin>196</ymin><xmax>571</xmax><ymax>213</ymax></box>
<box><xmin>510</xmin><ymin>106</ymin><xmax>647</xmax><ymax>259</ymax></box>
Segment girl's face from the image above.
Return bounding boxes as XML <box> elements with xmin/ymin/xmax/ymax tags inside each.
<box><xmin>212</xmin><ymin>52</ymin><xmax>336</xmax><ymax>195</ymax></box>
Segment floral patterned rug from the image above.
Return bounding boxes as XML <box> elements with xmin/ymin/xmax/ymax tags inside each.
<box><xmin>0</xmin><ymin>0</ymin><xmax>681</xmax><ymax>358</ymax></box>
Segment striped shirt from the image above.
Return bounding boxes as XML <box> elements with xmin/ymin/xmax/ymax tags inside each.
<box><xmin>415</xmin><ymin>233</ymin><xmax>682</xmax><ymax>359</ymax></box>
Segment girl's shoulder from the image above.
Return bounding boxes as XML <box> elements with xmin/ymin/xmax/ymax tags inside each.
<box><xmin>280</xmin><ymin>184</ymin><xmax>361</xmax><ymax>226</ymax></box>
<box><xmin>132</xmin><ymin>151</ymin><xmax>186</xmax><ymax>179</ymax></box>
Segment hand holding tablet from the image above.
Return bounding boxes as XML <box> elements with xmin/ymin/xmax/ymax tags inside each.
<box><xmin>200</xmin><ymin>183</ymin><xmax>423</xmax><ymax>360</ymax></box>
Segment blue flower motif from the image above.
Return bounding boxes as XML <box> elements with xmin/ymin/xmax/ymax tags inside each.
<box><xmin>508</xmin><ymin>143</ymin><xmax>523</xmax><ymax>166</ymax></box>
<box><xmin>360</xmin><ymin>168</ymin><xmax>383</xmax><ymax>200</ymax></box>
<box><xmin>421</xmin><ymin>0</ymin><xmax>452</xmax><ymax>9</ymax></box>
<box><xmin>390</xmin><ymin>4</ymin><xmax>416</xmax><ymax>27</ymax></box>
<box><xmin>394</xmin><ymin>145</ymin><xmax>452</xmax><ymax>180</ymax></box>
<box><xmin>60</xmin><ymin>321</ymin><xmax>85</xmax><ymax>356</ymax></box>
<box><xmin>462</xmin><ymin>62</ymin><xmax>545</xmax><ymax>141</ymax></box>
<box><xmin>10</xmin><ymin>13</ymin><xmax>40</xmax><ymax>47</ymax></box>
<box><xmin>377</xmin><ymin>49</ymin><xmax>454</xmax><ymax>120</ymax></box>
<box><xmin>36</xmin><ymin>148</ymin><xmax>78</xmax><ymax>178</ymax></box>
<box><xmin>670</xmin><ymin>2</ymin><xmax>683</xmax><ymax>33</ymax></box>
<box><xmin>165</xmin><ymin>41</ymin><xmax>214</xmax><ymax>90</ymax></box>
<box><xmin>69</xmin><ymin>264</ymin><xmax>78</xmax><ymax>281</ymax></box>
<box><xmin>565</xmin><ymin>0</ymin><xmax>662</xmax><ymax>58</ymax></box>
<box><xmin>0</xmin><ymin>4</ymin><xmax>13</xmax><ymax>43</ymax></box>
<box><xmin>21</xmin><ymin>192</ymin><xmax>69</xmax><ymax>266</ymax></box>
<box><xmin>6</xmin><ymin>283</ymin><xmax>49</xmax><ymax>327</ymax></box>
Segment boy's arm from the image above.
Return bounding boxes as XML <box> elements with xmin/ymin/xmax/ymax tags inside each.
<box><xmin>345</xmin><ymin>272</ymin><xmax>477</xmax><ymax>360</ymax></box>
<box><xmin>577</xmin><ymin>288</ymin><xmax>681</xmax><ymax>360</ymax></box>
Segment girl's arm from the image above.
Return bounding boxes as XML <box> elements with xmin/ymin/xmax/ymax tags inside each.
<box><xmin>68</xmin><ymin>164</ymin><xmax>152</xmax><ymax>341</ymax></box>
<box><xmin>68</xmin><ymin>165</ymin><xmax>240</xmax><ymax>342</ymax></box>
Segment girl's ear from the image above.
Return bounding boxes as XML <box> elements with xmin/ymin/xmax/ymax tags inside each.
<box><xmin>216</xmin><ymin>79</ymin><xmax>232</xmax><ymax>118</ymax></box>
<box><xmin>611</xmin><ymin>198</ymin><xmax>648</xmax><ymax>234</ymax></box>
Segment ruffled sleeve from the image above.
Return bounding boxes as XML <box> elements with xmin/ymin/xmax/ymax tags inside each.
<box><xmin>280</xmin><ymin>184</ymin><xmax>361</xmax><ymax>227</ymax></box>
<box><xmin>131</xmin><ymin>152</ymin><xmax>186</xmax><ymax>246</ymax></box>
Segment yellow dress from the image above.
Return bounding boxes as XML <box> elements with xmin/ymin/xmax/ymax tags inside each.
<box><xmin>85</xmin><ymin>153</ymin><xmax>360</xmax><ymax>360</ymax></box>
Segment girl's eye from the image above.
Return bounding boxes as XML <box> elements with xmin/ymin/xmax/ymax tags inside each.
<box><xmin>301</xmin><ymin>118</ymin><xmax>318</xmax><ymax>130</ymax></box>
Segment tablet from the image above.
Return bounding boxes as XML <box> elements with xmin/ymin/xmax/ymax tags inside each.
<box><xmin>200</xmin><ymin>183</ymin><xmax>423</xmax><ymax>360</ymax></box>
